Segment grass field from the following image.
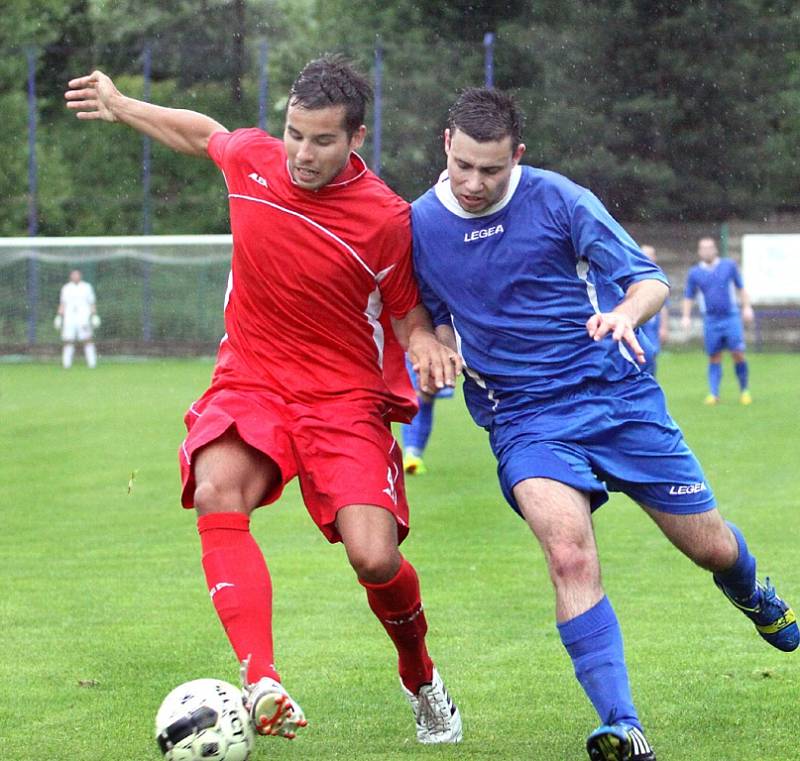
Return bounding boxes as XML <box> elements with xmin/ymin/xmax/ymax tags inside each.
<box><xmin>1</xmin><ymin>351</ymin><xmax>798</xmax><ymax>761</ymax></box>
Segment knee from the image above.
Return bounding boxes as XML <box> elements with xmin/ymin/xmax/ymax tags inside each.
<box><xmin>348</xmin><ymin>545</ymin><xmax>401</xmax><ymax>584</ymax></box>
<box><xmin>194</xmin><ymin>480</ymin><xmax>248</xmax><ymax>516</ymax></box>
<box><xmin>688</xmin><ymin>538</ymin><xmax>738</xmax><ymax>573</ymax></box>
<box><xmin>546</xmin><ymin>540</ymin><xmax>597</xmax><ymax>586</ymax></box>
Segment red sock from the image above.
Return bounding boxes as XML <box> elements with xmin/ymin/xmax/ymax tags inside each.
<box><xmin>198</xmin><ymin>512</ymin><xmax>279</xmax><ymax>684</ymax></box>
<box><xmin>361</xmin><ymin>557</ymin><xmax>434</xmax><ymax>693</ymax></box>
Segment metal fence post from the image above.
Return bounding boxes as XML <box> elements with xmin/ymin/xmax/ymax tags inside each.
<box><xmin>484</xmin><ymin>32</ymin><xmax>495</xmax><ymax>88</ymax></box>
<box><xmin>26</xmin><ymin>46</ymin><xmax>39</xmax><ymax>345</ymax></box>
<box><xmin>258</xmin><ymin>38</ymin><xmax>269</xmax><ymax>132</ymax></box>
<box><xmin>373</xmin><ymin>39</ymin><xmax>383</xmax><ymax>177</ymax></box>
<box><xmin>142</xmin><ymin>40</ymin><xmax>153</xmax><ymax>342</ymax></box>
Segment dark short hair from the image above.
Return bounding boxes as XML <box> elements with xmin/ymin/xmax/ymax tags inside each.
<box><xmin>289</xmin><ymin>54</ymin><xmax>373</xmax><ymax>136</ymax></box>
<box><xmin>447</xmin><ymin>87</ymin><xmax>524</xmax><ymax>149</ymax></box>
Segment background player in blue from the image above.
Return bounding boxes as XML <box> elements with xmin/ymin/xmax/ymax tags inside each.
<box><xmin>411</xmin><ymin>88</ymin><xmax>797</xmax><ymax>761</ymax></box>
<box><xmin>401</xmin><ymin>355</ymin><xmax>454</xmax><ymax>475</ymax></box>
<box><xmin>638</xmin><ymin>245</ymin><xmax>669</xmax><ymax>376</ymax></box>
<box><xmin>681</xmin><ymin>236</ymin><xmax>755</xmax><ymax>405</ymax></box>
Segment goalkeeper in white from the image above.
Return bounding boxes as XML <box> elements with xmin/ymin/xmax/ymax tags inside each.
<box><xmin>54</xmin><ymin>269</ymin><xmax>100</xmax><ymax>368</ymax></box>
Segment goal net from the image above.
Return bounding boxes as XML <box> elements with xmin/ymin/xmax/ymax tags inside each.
<box><xmin>0</xmin><ymin>235</ymin><xmax>232</xmax><ymax>355</ymax></box>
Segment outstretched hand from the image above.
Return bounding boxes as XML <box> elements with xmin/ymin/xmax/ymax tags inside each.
<box><xmin>64</xmin><ymin>70</ymin><xmax>120</xmax><ymax>122</ymax></box>
<box><xmin>408</xmin><ymin>331</ymin><xmax>463</xmax><ymax>394</ymax></box>
<box><xmin>586</xmin><ymin>311</ymin><xmax>646</xmax><ymax>364</ymax></box>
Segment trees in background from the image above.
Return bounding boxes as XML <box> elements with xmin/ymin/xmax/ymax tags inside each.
<box><xmin>2</xmin><ymin>0</ymin><xmax>799</xmax><ymax>234</ymax></box>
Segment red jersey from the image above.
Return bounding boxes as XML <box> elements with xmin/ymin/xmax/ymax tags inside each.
<box><xmin>207</xmin><ymin>128</ymin><xmax>418</xmax><ymax>421</ymax></box>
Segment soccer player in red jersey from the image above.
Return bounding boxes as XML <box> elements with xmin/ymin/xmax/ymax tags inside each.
<box><xmin>66</xmin><ymin>56</ymin><xmax>463</xmax><ymax>745</ymax></box>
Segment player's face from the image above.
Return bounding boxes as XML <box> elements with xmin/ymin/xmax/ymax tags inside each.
<box><xmin>445</xmin><ymin>128</ymin><xmax>525</xmax><ymax>213</ymax></box>
<box><xmin>284</xmin><ymin>102</ymin><xmax>366</xmax><ymax>190</ymax></box>
<box><xmin>697</xmin><ymin>239</ymin><xmax>718</xmax><ymax>263</ymax></box>
<box><xmin>70</xmin><ymin>270</ymin><xmax>82</xmax><ymax>283</ymax></box>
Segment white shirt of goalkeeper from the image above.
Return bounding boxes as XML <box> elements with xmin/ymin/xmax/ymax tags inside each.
<box><xmin>60</xmin><ymin>281</ymin><xmax>96</xmax><ymax>324</ymax></box>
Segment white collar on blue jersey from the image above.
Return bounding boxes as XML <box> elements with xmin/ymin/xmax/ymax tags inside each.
<box><xmin>434</xmin><ymin>164</ymin><xmax>522</xmax><ymax>219</ymax></box>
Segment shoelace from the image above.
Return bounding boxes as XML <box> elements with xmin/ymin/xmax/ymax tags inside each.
<box><xmin>416</xmin><ymin>685</ymin><xmax>451</xmax><ymax>733</ymax></box>
<box><xmin>762</xmin><ymin>577</ymin><xmax>777</xmax><ymax>607</ymax></box>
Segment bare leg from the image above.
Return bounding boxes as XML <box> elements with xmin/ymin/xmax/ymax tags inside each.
<box><xmin>514</xmin><ymin>478</ymin><xmax>641</xmax><ymax>730</ymax></box>
<box><xmin>638</xmin><ymin>505</ymin><xmax>738</xmax><ymax>573</ymax></box>
<box><xmin>514</xmin><ymin>477</ymin><xmax>602</xmax><ymax>621</ymax></box>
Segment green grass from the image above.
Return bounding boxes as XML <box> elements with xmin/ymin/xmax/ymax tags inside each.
<box><xmin>1</xmin><ymin>351</ymin><xmax>798</xmax><ymax>760</ymax></box>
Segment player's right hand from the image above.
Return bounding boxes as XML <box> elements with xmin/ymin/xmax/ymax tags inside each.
<box><xmin>53</xmin><ymin>315</ymin><xmax>62</xmax><ymax>330</ymax></box>
<box><xmin>64</xmin><ymin>70</ymin><xmax>121</xmax><ymax>122</ymax></box>
<box><xmin>409</xmin><ymin>332</ymin><xmax>463</xmax><ymax>393</ymax></box>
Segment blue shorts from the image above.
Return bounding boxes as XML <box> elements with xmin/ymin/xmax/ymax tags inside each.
<box><xmin>489</xmin><ymin>374</ymin><xmax>715</xmax><ymax>516</ymax></box>
<box><xmin>405</xmin><ymin>356</ymin><xmax>455</xmax><ymax>399</ymax></box>
<box><xmin>703</xmin><ymin>315</ymin><xmax>745</xmax><ymax>355</ymax></box>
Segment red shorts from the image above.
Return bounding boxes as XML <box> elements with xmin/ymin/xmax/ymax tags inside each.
<box><xmin>179</xmin><ymin>385</ymin><xmax>410</xmax><ymax>544</ymax></box>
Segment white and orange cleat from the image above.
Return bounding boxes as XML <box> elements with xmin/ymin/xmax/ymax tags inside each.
<box><xmin>240</xmin><ymin>660</ymin><xmax>307</xmax><ymax>739</ymax></box>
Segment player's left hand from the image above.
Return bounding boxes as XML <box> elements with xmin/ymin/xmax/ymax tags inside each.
<box><xmin>91</xmin><ymin>314</ymin><xmax>101</xmax><ymax>328</ymax></box>
<box><xmin>742</xmin><ymin>305</ymin><xmax>755</xmax><ymax>325</ymax></box>
<box><xmin>586</xmin><ymin>311</ymin><xmax>646</xmax><ymax>364</ymax></box>
<box><xmin>408</xmin><ymin>331</ymin><xmax>462</xmax><ymax>393</ymax></box>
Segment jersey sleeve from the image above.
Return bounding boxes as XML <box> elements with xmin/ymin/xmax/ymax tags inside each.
<box><xmin>414</xmin><ymin>264</ymin><xmax>452</xmax><ymax>327</ymax></box>
<box><xmin>207</xmin><ymin>130</ymin><xmax>234</xmax><ymax>169</ymax></box>
<box><xmin>684</xmin><ymin>268</ymin><xmax>698</xmax><ymax>298</ymax></box>
<box><xmin>374</xmin><ymin>207</ymin><xmax>421</xmax><ymax>319</ymax></box>
<box><xmin>86</xmin><ymin>283</ymin><xmax>96</xmax><ymax>305</ymax></box>
<box><xmin>570</xmin><ymin>192</ymin><xmax>669</xmax><ymax>290</ymax></box>
<box><xmin>731</xmin><ymin>261</ymin><xmax>744</xmax><ymax>289</ymax></box>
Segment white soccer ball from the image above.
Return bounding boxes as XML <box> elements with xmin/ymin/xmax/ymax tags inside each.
<box><xmin>155</xmin><ymin>678</ymin><xmax>255</xmax><ymax>761</ymax></box>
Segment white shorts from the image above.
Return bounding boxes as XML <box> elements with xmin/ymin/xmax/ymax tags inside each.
<box><xmin>62</xmin><ymin>320</ymin><xmax>93</xmax><ymax>342</ymax></box>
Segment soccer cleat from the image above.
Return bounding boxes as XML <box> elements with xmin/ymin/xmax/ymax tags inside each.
<box><xmin>403</xmin><ymin>453</ymin><xmax>428</xmax><ymax>475</ymax></box>
<box><xmin>400</xmin><ymin>667</ymin><xmax>462</xmax><ymax>744</ymax></box>
<box><xmin>240</xmin><ymin>661</ymin><xmax>307</xmax><ymax>739</ymax></box>
<box><xmin>587</xmin><ymin>723</ymin><xmax>656</xmax><ymax>761</ymax></box>
<box><xmin>714</xmin><ymin>576</ymin><xmax>799</xmax><ymax>652</ymax></box>
<box><xmin>703</xmin><ymin>394</ymin><xmax>719</xmax><ymax>406</ymax></box>
<box><xmin>740</xmin><ymin>390</ymin><xmax>752</xmax><ymax>405</ymax></box>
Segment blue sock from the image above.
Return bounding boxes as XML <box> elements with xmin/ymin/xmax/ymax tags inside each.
<box><xmin>557</xmin><ymin>596</ymin><xmax>640</xmax><ymax>729</ymax></box>
<box><xmin>734</xmin><ymin>361</ymin><xmax>749</xmax><ymax>391</ymax></box>
<box><xmin>401</xmin><ymin>398</ymin><xmax>434</xmax><ymax>454</ymax></box>
<box><xmin>708</xmin><ymin>362</ymin><xmax>722</xmax><ymax>396</ymax></box>
<box><xmin>713</xmin><ymin>522</ymin><xmax>757</xmax><ymax>603</ymax></box>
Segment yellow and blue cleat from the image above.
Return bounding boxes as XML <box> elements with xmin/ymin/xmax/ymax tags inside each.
<box><xmin>714</xmin><ymin>577</ymin><xmax>798</xmax><ymax>652</ymax></box>
<box><xmin>740</xmin><ymin>390</ymin><xmax>752</xmax><ymax>405</ymax></box>
<box><xmin>403</xmin><ymin>453</ymin><xmax>427</xmax><ymax>475</ymax></box>
<box><xmin>587</xmin><ymin>723</ymin><xmax>655</xmax><ymax>761</ymax></box>
<box><xmin>703</xmin><ymin>394</ymin><xmax>719</xmax><ymax>406</ymax></box>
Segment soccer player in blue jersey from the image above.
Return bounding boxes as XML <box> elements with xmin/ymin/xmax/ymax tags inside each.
<box><xmin>411</xmin><ymin>88</ymin><xmax>797</xmax><ymax>761</ymax></box>
<box><xmin>681</xmin><ymin>236</ymin><xmax>754</xmax><ymax>405</ymax></box>
<box><xmin>638</xmin><ymin>245</ymin><xmax>669</xmax><ymax>376</ymax></box>
<box><xmin>401</xmin><ymin>356</ymin><xmax>455</xmax><ymax>475</ymax></box>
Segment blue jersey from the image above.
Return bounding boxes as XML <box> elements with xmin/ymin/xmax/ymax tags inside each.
<box><xmin>684</xmin><ymin>258</ymin><xmax>743</xmax><ymax>318</ymax></box>
<box><xmin>641</xmin><ymin>311</ymin><xmax>661</xmax><ymax>353</ymax></box>
<box><xmin>640</xmin><ymin>295</ymin><xmax>668</xmax><ymax>356</ymax></box>
<box><xmin>412</xmin><ymin>165</ymin><xmax>668</xmax><ymax>427</ymax></box>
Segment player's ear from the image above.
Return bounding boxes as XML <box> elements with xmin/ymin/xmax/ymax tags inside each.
<box><xmin>512</xmin><ymin>142</ymin><xmax>526</xmax><ymax>165</ymax></box>
<box><xmin>444</xmin><ymin>128</ymin><xmax>451</xmax><ymax>155</ymax></box>
<box><xmin>349</xmin><ymin>124</ymin><xmax>366</xmax><ymax>150</ymax></box>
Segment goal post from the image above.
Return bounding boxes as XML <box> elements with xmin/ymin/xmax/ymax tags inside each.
<box><xmin>0</xmin><ymin>235</ymin><xmax>232</xmax><ymax>355</ymax></box>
